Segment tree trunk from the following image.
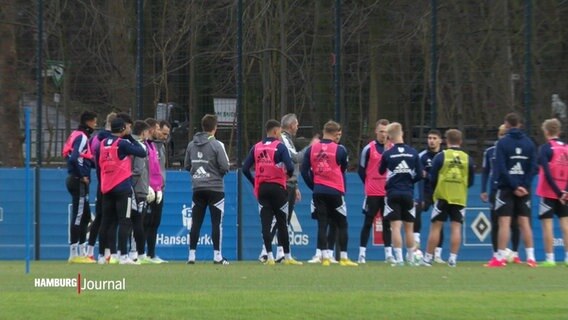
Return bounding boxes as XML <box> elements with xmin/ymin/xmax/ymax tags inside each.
<box><xmin>107</xmin><ymin>0</ymin><xmax>135</xmax><ymax>113</ymax></box>
<box><xmin>0</xmin><ymin>0</ymin><xmax>23</xmax><ymax>166</ymax></box>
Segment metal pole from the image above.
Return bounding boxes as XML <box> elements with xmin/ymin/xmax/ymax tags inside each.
<box><xmin>136</xmin><ymin>0</ymin><xmax>144</xmax><ymax>119</ymax></box>
<box><xmin>25</xmin><ymin>107</ymin><xmax>32</xmax><ymax>274</ymax></box>
<box><xmin>430</xmin><ymin>0</ymin><xmax>437</xmax><ymax>129</ymax></box>
<box><xmin>334</xmin><ymin>0</ymin><xmax>341</xmax><ymax>122</ymax></box>
<box><xmin>35</xmin><ymin>0</ymin><xmax>43</xmax><ymax>261</ymax></box>
<box><xmin>524</xmin><ymin>0</ymin><xmax>532</xmax><ymax>133</ymax></box>
<box><xmin>236</xmin><ymin>0</ymin><xmax>244</xmax><ymax>261</ymax></box>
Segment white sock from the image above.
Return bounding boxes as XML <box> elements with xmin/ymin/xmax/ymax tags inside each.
<box><xmin>70</xmin><ymin>243</ymin><xmax>78</xmax><ymax>258</ymax></box>
<box><xmin>394</xmin><ymin>248</ymin><xmax>403</xmax><ymax>263</ymax></box>
<box><xmin>267</xmin><ymin>252</ymin><xmax>274</xmax><ymax>260</ymax></box>
<box><xmin>139</xmin><ymin>253</ymin><xmax>146</xmax><ymax>260</ymax></box>
<box><xmin>359</xmin><ymin>247</ymin><xmax>366</xmax><ymax>257</ymax></box>
<box><xmin>385</xmin><ymin>246</ymin><xmax>393</xmax><ymax>257</ymax></box>
<box><xmin>435</xmin><ymin>247</ymin><xmax>442</xmax><ymax>258</ymax></box>
<box><xmin>424</xmin><ymin>252</ymin><xmax>433</xmax><ymax>262</ymax></box>
<box><xmin>110</xmin><ymin>253</ymin><xmax>118</xmax><ymax>260</ymax></box>
<box><xmin>285</xmin><ymin>253</ymin><xmax>292</xmax><ymax>259</ymax></box>
<box><xmin>214</xmin><ymin>250</ymin><xmax>222</xmax><ymax>261</ymax></box>
<box><xmin>449</xmin><ymin>253</ymin><xmax>457</xmax><ymax>263</ymax></box>
<box><xmin>413</xmin><ymin>233</ymin><xmax>421</xmax><ymax>245</ymax></box>
<box><xmin>315</xmin><ymin>249</ymin><xmax>322</xmax><ymax>257</ymax></box>
<box><xmin>545</xmin><ymin>253</ymin><xmax>555</xmax><ymax>262</ymax></box>
<box><xmin>497</xmin><ymin>249</ymin><xmax>507</xmax><ymax>261</ymax></box>
<box><xmin>526</xmin><ymin>248</ymin><xmax>535</xmax><ymax>261</ymax></box>
<box><xmin>322</xmin><ymin>250</ymin><xmax>329</xmax><ymax>260</ymax></box>
<box><xmin>260</xmin><ymin>245</ymin><xmax>267</xmax><ymax>256</ymax></box>
<box><xmin>493</xmin><ymin>251</ymin><xmax>498</xmax><ymax>258</ymax></box>
<box><xmin>327</xmin><ymin>250</ymin><xmax>334</xmax><ymax>259</ymax></box>
<box><xmin>104</xmin><ymin>248</ymin><xmax>111</xmax><ymax>259</ymax></box>
<box><xmin>512</xmin><ymin>251</ymin><xmax>519</xmax><ymax>258</ymax></box>
<box><xmin>188</xmin><ymin>249</ymin><xmax>196</xmax><ymax>261</ymax></box>
<box><xmin>87</xmin><ymin>245</ymin><xmax>95</xmax><ymax>257</ymax></box>
<box><xmin>407</xmin><ymin>248</ymin><xmax>414</xmax><ymax>262</ymax></box>
<box><xmin>276</xmin><ymin>246</ymin><xmax>284</xmax><ymax>258</ymax></box>
<box><xmin>340</xmin><ymin>251</ymin><xmax>348</xmax><ymax>260</ymax></box>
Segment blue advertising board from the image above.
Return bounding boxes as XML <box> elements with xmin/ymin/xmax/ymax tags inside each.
<box><xmin>0</xmin><ymin>169</ymin><xmax>565</xmax><ymax>262</ymax></box>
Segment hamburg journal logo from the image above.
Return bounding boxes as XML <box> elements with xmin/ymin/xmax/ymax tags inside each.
<box><xmin>34</xmin><ymin>274</ymin><xmax>126</xmax><ymax>294</ymax></box>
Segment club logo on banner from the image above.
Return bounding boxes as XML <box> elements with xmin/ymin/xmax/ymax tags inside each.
<box><xmin>463</xmin><ymin>208</ymin><xmax>492</xmax><ymax>246</ymax></box>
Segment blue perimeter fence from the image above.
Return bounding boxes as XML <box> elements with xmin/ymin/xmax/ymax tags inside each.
<box><xmin>0</xmin><ymin>169</ymin><xmax>564</xmax><ymax>261</ymax></box>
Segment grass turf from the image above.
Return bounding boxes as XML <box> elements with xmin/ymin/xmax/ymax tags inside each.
<box><xmin>1</xmin><ymin>261</ymin><xmax>568</xmax><ymax>319</ymax></box>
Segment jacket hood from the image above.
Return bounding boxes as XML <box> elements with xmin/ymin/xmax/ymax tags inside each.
<box><xmin>507</xmin><ymin>128</ymin><xmax>525</xmax><ymax>139</ymax></box>
<box><xmin>97</xmin><ymin>129</ymin><xmax>113</xmax><ymax>140</ymax></box>
<box><xmin>193</xmin><ymin>132</ymin><xmax>213</xmax><ymax>146</ymax></box>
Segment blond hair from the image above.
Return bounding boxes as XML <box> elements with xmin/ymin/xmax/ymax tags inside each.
<box><xmin>542</xmin><ymin>118</ymin><xmax>561</xmax><ymax>136</ymax></box>
<box><xmin>386</xmin><ymin>122</ymin><xmax>402</xmax><ymax>139</ymax></box>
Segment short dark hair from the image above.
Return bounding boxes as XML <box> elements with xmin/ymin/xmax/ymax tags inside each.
<box><xmin>376</xmin><ymin>119</ymin><xmax>389</xmax><ymax>127</ymax></box>
<box><xmin>201</xmin><ymin>114</ymin><xmax>218</xmax><ymax>132</ymax></box>
<box><xmin>145</xmin><ymin>118</ymin><xmax>158</xmax><ymax>128</ymax></box>
<box><xmin>505</xmin><ymin>112</ymin><xmax>522</xmax><ymax>127</ymax></box>
<box><xmin>428</xmin><ymin>129</ymin><xmax>442</xmax><ymax>138</ymax></box>
<box><xmin>80</xmin><ymin>111</ymin><xmax>97</xmax><ymax>125</ymax></box>
<box><xmin>132</xmin><ymin>120</ymin><xmax>150</xmax><ymax>136</ymax></box>
<box><xmin>116</xmin><ymin>112</ymin><xmax>133</xmax><ymax>124</ymax></box>
<box><xmin>159</xmin><ymin>120</ymin><xmax>171</xmax><ymax>129</ymax></box>
<box><xmin>265</xmin><ymin>119</ymin><xmax>281</xmax><ymax>133</ymax></box>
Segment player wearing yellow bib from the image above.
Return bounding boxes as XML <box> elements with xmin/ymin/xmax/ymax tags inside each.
<box><xmin>421</xmin><ymin>129</ymin><xmax>475</xmax><ymax>267</ymax></box>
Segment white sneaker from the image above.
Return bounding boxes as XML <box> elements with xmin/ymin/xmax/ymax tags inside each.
<box><xmin>119</xmin><ymin>256</ymin><xmax>140</xmax><ymax>265</ymax></box>
<box><xmin>307</xmin><ymin>255</ymin><xmax>322</xmax><ymax>263</ymax></box>
<box><xmin>358</xmin><ymin>255</ymin><xmax>366</xmax><ymax>264</ymax></box>
<box><xmin>128</xmin><ymin>251</ymin><xmax>138</xmax><ymax>261</ymax></box>
<box><xmin>151</xmin><ymin>256</ymin><xmax>168</xmax><ymax>264</ymax></box>
<box><xmin>434</xmin><ymin>256</ymin><xmax>446</xmax><ymax>264</ymax></box>
<box><xmin>385</xmin><ymin>255</ymin><xmax>396</xmax><ymax>264</ymax></box>
<box><xmin>97</xmin><ymin>256</ymin><xmax>107</xmax><ymax>265</ymax></box>
<box><xmin>329</xmin><ymin>257</ymin><xmax>338</xmax><ymax>264</ymax></box>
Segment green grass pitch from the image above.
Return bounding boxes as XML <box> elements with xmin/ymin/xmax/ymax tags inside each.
<box><xmin>2</xmin><ymin>261</ymin><xmax>568</xmax><ymax>319</ymax></box>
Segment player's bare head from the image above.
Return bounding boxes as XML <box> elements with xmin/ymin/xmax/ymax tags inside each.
<box><xmin>265</xmin><ymin>119</ymin><xmax>281</xmax><ymax>136</ymax></box>
<box><xmin>504</xmin><ymin>112</ymin><xmax>522</xmax><ymax>128</ymax></box>
<box><xmin>375</xmin><ymin>119</ymin><xmax>389</xmax><ymax>142</ymax></box>
<box><xmin>281</xmin><ymin>113</ymin><xmax>298</xmax><ymax>132</ymax></box>
<box><xmin>201</xmin><ymin>114</ymin><xmax>218</xmax><ymax>132</ymax></box>
<box><xmin>542</xmin><ymin>118</ymin><xmax>561</xmax><ymax>137</ymax></box>
<box><xmin>497</xmin><ymin>124</ymin><xmax>507</xmax><ymax>138</ymax></box>
<box><xmin>386</xmin><ymin>122</ymin><xmax>403</xmax><ymax>140</ymax></box>
<box><xmin>445</xmin><ymin>129</ymin><xmax>462</xmax><ymax>145</ymax></box>
<box><xmin>323</xmin><ymin>120</ymin><xmax>341</xmax><ymax>134</ymax></box>
<box><xmin>105</xmin><ymin>112</ymin><xmax>117</xmax><ymax>130</ymax></box>
<box><xmin>375</xmin><ymin>119</ymin><xmax>389</xmax><ymax>128</ymax></box>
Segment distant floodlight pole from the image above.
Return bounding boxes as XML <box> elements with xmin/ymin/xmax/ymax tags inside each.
<box><xmin>25</xmin><ymin>107</ymin><xmax>32</xmax><ymax>274</ymax></box>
